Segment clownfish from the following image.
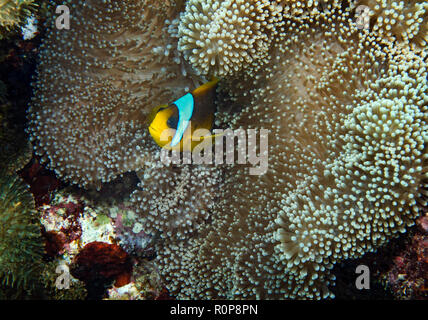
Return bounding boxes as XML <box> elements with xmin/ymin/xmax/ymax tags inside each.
<box><xmin>148</xmin><ymin>77</ymin><xmax>219</xmax><ymax>151</ymax></box>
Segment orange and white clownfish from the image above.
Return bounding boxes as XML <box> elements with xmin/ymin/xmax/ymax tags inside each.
<box><xmin>148</xmin><ymin>77</ymin><xmax>219</xmax><ymax>151</ymax></box>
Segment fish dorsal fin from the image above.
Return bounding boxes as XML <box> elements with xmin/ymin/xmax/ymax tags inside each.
<box><xmin>192</xmin><ymin>77</ymin><xmax>219</xmax><ymax>97</ymax></box>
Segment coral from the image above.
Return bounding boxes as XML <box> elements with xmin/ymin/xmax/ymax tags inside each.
<box><xmin>40</xmin><ymin>196</ymin><xmax>84</xmax><ymax>258</ymax></box>
<box><xmin>130</xmin><ymin>151</ymin><xmax>222</xmax><ymax>240</ymax></box>
<box><xmin>38</xmin><ymin>191</ymin><xmax>164</xmax><ymax>300</ymax></box>
<box><xmin>38</xmin><ymin>191</ymin><xmax>154</xmax><ymax>299</ymax></box>
<box><xmin>0</xmin><ymin>0</ymin><xmax>36</xmax><ymax>39</ymax></box>
<box><xmin>39</xmin><ymin>192</ymin><xmax>119</xmax><ymax>259</ymax></box>
<box><xmin>355</xmin><ymin>0</ymin><xmax>428</xmax><ymax>51</ymax></box>
<box><xmin>106</xmin><ymin>262</ymin><xmax>168</xmax><ymax>300</ymax></box>
<box><xmin>0</xmin><ymin>170</ymin><xmax>44</xmax><ymax>294</ymax></box>
<box><xmin>381</xmin><ymin>214</ymin><xmax>427</xmax><ymax>300</ymax></box>
<box><xmin>156</xmin><ymin>5</ymin><xmax>427</xmax><ymax>299</ymax></box>
<box><xmin>105</xmin><ymin>282</ymin><xmax>142</xmax><ymax>300</ymax></box>
<box><xmin>28</xmin><ymin>0</ymin><xmax>201</xmax><ymax>189</ymax></box>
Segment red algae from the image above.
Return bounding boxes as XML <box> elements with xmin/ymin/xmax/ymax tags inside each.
<box><xmin>70</xmin><ymin>241</ymin><xmax>133</xmax><ymax>288</ymax></box>
<box><xmin>42</xmin><ymin>228</ymin><xmax>66</xmax><ymax>258</ymax></box>
<box><xmin>18</xmin><ymin>156</ymin><xmax>62</xmax><ymax>206</ymax></box>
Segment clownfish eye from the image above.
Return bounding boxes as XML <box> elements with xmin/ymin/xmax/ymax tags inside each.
<box><xmin>166</xmin><ymin>104</ymin><xmax>179</xmax><ymax>129</ymax></box>
<box><xmin>167</xmin><ymin>114</ymin><xmax>179</xmax><ymax>129</ymax></box>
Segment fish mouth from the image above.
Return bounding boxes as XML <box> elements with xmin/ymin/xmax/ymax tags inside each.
<box><xmin>149</xmin><ymin>126</ymin><xmax>175</xmax><ymax>135</ymax></box>
<box><xmin>149</xmin><ymin>126</ymin><xmax>176</xmax><ymax>148</ymax></box>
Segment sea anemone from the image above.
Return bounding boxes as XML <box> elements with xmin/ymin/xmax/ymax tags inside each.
<box><xmin>176</xmin><ymin>0</ymin><xmax>353</xmax><ymax>77</ymax></box>
<box><xmin>28</xmin><ymin>0</ymin><xmax>201</xmax><ymax>189</ymax></box>
<box><xmin>355</xmin><ymin>0</ymin><xmax>428</xmax><ymax>51</ymax></box>
<box><xmin>0</xmin><ymin>170</ymin><xmax>44</xmax><ymax>295</ymax></box>
<box><xmin>130</xmin><ymin>151</ymin><xmax>222</xmax><ymax>240</ymax></box>
<box><xmin>177</xmin><ymin>0</ymin><xmax>281</xmax><ymax>77</ymax></box>
<box><xmin>156</xmin><ymin>4</ymin><xmax>427</xmax><ymax>299</ymax></box>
